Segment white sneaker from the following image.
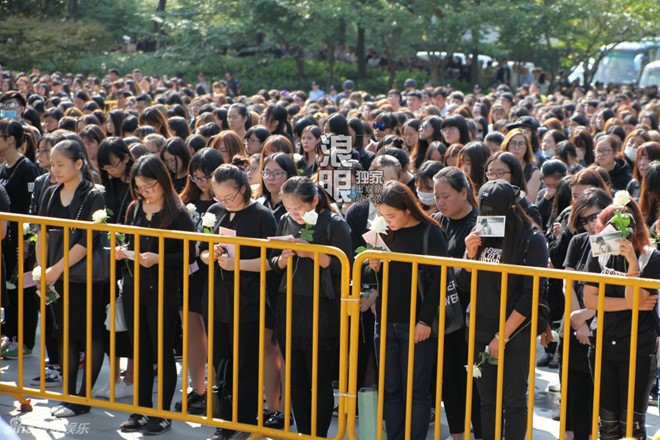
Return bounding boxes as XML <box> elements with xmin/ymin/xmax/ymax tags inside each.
<box><xmin>30</xmin><ymin>367</ymin><xmax>62</xmax><ymax>387</ymax></box>
<box><xmin>114</xmin><ymin>380</ymin><xmax>133</xmax><ymax>399</ymax></box>
<box><xmin>548</xmin><ymin>382</ymin><xmax>561</xmax><ymax>392</ymax></box>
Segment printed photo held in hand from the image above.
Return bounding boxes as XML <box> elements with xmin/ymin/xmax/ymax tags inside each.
<box><xmin>475</xmin><ymin>215</ymin><xmax>506</xmax><ymax>237</ymax></box>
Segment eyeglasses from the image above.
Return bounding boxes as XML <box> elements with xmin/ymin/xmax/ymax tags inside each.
<box><xmin>189</xmin><ymin>174</ymin><xmax>210</xmax><ymax>185</ymax></box>
<box><xmin>102</xmin><ymin>160</ymin><xmax>123</xmax><ymax>172</ymax></box>
<box><xmin>594</xmin><ymin>148</ymin><xmax>612</xmax><ymax>156</ymax></box>
<box><xmin>373</xmin><ymin>122</ymin><xmax>387</xmax><ymax>130</ymax></box>
<box><xmin>261</xmin><ymin>170</ymin><xmax>287</xmax><ymax>179</ymax></box>
<box><xmin>419</xmin><ymin>123</ymin><xmax>430</xmax><ymax>130</ymax></box>
<box><xmin>441</xmin><ymin>127</ymin><xmax>457</xmax><ymax>135</ymax></box>
<box><xmin>508</xmin><ymin>141</ymin><xmax>527</xmax><ymax>150</ymax></box>
<box><xmin>214</xmin><ymin>190</ymin><xmax>241</xmax><ymax>204</ymax></box>
<box><xmin>0</xmin><ymin>102</ymin><xmax>19</xmax><ymax>110</ymax></box>
<box><xmin>485</xmin><ymin>170</ymin><xmax>511</xmax><ymax>179</ymax></box>
<box><xmin>134</xmin><ymin>181</ymin><xmax>159</xmax><ymax>195</ymax></box>
<box><xmin>164</xmin><ymin>158</ymin><xmax>177</xmax><ymax>167</ymax></box>
<box><xmin>578</xmin><ymin>213</ymin><xmax>598</xmax><ymax>226</ymax></box>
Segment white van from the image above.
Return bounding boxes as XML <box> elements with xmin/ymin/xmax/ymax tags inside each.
<box><xmin>639</xmin><ymin>60</ymin><xmax>660</xmax><ymax>87</ymax></box>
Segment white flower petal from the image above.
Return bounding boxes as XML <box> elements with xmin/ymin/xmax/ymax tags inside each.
<box><xmin>302</xmin><ymin>210</ymin><xmax>318</xmax><ymax>226</ymax></box>
<box><xmin>91</xmin><ymin>209</ymin><xmax>109</xmax><ymax>223</ymax></box>
<box><xmin>186</xmin><ymin>203</ymin><xmax>197</xmax><ymax>215</ymax></box>
<box><xmin>368</xmin><ymin>216</ymin><xmax>388</xmax><ymax>235</ymax></box>
<box><xmin>201</xmin><ymin>212</ymin><xmax>217</xmax><ymax>228</ymax></box>
<box><xmin>613</xmin><ymin>190</ymin><xmax>631</xmax><ymax>207</ymax></box>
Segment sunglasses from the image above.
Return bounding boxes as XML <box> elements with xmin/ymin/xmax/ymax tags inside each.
<box><xmin>373</xmin><ymin>122</ymin><xmax>387</xmax><ymax>131</ymax></box>
<box><xmin>577</xmin><ymin>213</ymin><xmax>598</xmax><ymax>226</ymax></box>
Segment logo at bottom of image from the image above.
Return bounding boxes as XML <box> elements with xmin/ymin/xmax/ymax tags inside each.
<box><xmin>10</xmin><ymin>416</ymin><xmax>90</xmax><ymax>435</ymax></box>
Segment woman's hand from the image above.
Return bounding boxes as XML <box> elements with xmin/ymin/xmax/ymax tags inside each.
<box><xmin>278</xmin><ymin>250</ymin><xmax>296</xmax><ymax>269</ymax></box>
<box><xmin>553</xmin><ymin>222</ymin><xmax>563</xmax><ymax>239</ymax></box>
<box><xmin>218</xmin><ymin>255</ymin><xmax>235</xmax><ymax>271</ymax></box>
<box><xmin>639</xmin><ymin>293</ymin><xmax>659</xmax><ymax>311</ymax></box>
<box><xmin>487</xmin><ymin>336</ymin><xmax>501</xmax><ymax>359</ymax></box>
<box><xmin>368</xmin><ymin>258</ymin><xmax>382</xmax><ymax>273</ymax></box>
<box><xmin>213</xmin><ymin>244</ymin><xmax>229</xmax><ymax>260</ymax></box>
<box><xmin>464</xmin><ymin>230</ymin><xmax>481</xmax><ymax>260</ymax></box>
<box><xmin>115</xmin><ymin>246</ymin><xmax>128</xmax><ymax>261</ymax></box>
<box><xmin>414</xmin><ymin>322</ymin><xmax>432</xmax><ymax>343</ymax></box>
<box><xmin>45</xmin><ymin>264</ymin><xmax>63</xmax><ymax>286</ymax></box>
<box><xmin>575</xmin><ymin>323</ymin><xmax>591</xmax><ymax>345</ymax></box>
<box><xmin>618</xmin><ymin>239</ymin><xmax>638</xmax><ymax>270</ymax></box>
<box><xmin>139</xmin><ymin>252</ymin><xmax>159</xmax><ymax>268</ymax></box>
<box><xmin>359</xmin><ymin>289</ymin><xmax>378</xmax><ymax>312</ymax></box>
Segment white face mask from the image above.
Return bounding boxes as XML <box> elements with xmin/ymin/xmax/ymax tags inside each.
<box><xmin>624</xmin><ymin>146</ymin><xmax>636</xmax><ymax>162</ymax></box>
<box><xmin>417</xmin><ymin>190</ymin><xmax>435</xmax><ymax>207</ymax></box>
<box><xmin>544</xmin><ymin>149</ymin><xmax>555</xmax><ymax>158</ymax></box>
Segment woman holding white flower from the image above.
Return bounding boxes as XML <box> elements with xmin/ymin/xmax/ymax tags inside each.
<box><xmin>114</xmin><ymin>154</ymin><xmax>195</xmax><ymax>434</ymax></box>
<box><xmin>365</xmin><ymin>180</ymin><xmax>446</xmax><ymax>440</ymax></box>
<box><xmin>198</xmin><ymin>164</ymin><xmax>277</xmax><ymax>439</ymax></box>
<box><xmin>458</xmin><ymin>179</ymin><xmax>549</xmax><ymax>440</ymax></box>
<box><xmin>582</xmin><ymin>193</ymin><xmax>659</xmax><ymax>439</ymax></box>
<box><xmin>174</xmin><ymin>147</ymin><xmax>223</xmax><ymax>415</ymax></box>
<box><xmin>35</xmin><ymin>139</ymin><xmax>106</xmax><ymax>417</ymax></box>
<box><xmin>268</xmin><ymin>176</ymin><xmax>352</xmax><ymax>437</ymax></box>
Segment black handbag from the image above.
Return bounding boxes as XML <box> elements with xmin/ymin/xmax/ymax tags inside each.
<box><xmin>46</xmin><ymin>188</ymin><xmax>111</xmax><ymax>284</ymax></box>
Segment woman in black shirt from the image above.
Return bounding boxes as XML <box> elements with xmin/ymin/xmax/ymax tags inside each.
<box><xmin>268</xmin><ymin>176</ymin><xmax>352</xmax><ymax>437</ymax></box>
<box><xmin>432</xmin><ymin>167</ymin><xmax>482</xmax><ymax>440</ymax></box>
<box><xmin>583</xmin><ymin>197</ymin><xmax>659</xmax><ymax>440</ymax></box>
<box><xmin>175</xmin><ymin>147</ymin><xmax>223</xmax><ymax>415</ymax></box>
<box><xmin>561</xmin><ymin>188</ymin><xmax>611</xmax><ymax>440</ymax></box>
<box><xmin>366</xmin><ymin>181</ymin><xmax>446</xmax><ymax>440</ymax></box>
<box><xmin>35</xmin><ymin>140</ymin><xmax>106</xmax><ymax>417</ymax></box>
<box><xmin>116</xmin><ymin>155</ymin><xmax>195</xmax><ymax>435</ymax></box>
<box><xmin>201</xmin><ymin>164</ymin><xmax>278</xmax><ymax>439</ymax></box>
<box><xmin>460</xmin><ymin>179</ymin><xmax>549</xmax><ymax>440</ymax></box>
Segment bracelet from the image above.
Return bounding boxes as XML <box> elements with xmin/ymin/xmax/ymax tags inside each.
<box><xmin>626</xmin><ymin>271</ymin><xmax>640</xmax><ymax>277</ymax></box>
<box><xmin>494</xmin><ymin>332</ymin><xmax>509</xmax><ymax>343</ymax></box>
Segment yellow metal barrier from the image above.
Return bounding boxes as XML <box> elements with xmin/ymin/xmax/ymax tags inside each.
<box><xmin>0</xmin><ymin>212</ymin><xmax>355</xmax><ymax>439</ymax></box>
<box><xmin>2</xmin><ymin>210</ymin><xmax>659</xmax><ymax>439</ymax></box>
<box><xmin>350</xmin><ymin>249</ymin><xmax>660</xmax><ymax>440</ymax></box>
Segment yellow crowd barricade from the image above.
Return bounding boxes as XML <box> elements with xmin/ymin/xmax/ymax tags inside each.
<box><xmin>1</xmin><ymin>210</ymin><xmax>659</xmax><ymax>439</ymax></box>
<box><xmin>351</xmin><ymin>249</ymin><xmax>660</xmax><ymax>440</ymax></box>
<box><xmin>0</xmin><ymin>212</ymin><xmax>354</xmax><ymax>440</ymax></box>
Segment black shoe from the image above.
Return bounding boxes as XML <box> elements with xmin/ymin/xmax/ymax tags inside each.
<box><xmin>207</xmin><ymin>428</ymin><xmax>235</xmax><ymax>440</ymax></box>
<box><xmin>536</xmin><ymin>353</ymin><xmax>553</xmax><ymax>367</ymax></box>
<box><xmin>264</xmin><ymin>411</ymin><xmax>285</xmax><ymax>429</ymax></box>
<box><xmin>174</xmin><ymin>391</ymin><xmax>205</xmax><ymax>414</ymax></box>
<box><xmin>52</xmin><ymin>403</ymin><xmax>91</xmax><ymax>417</ymax></box>
<box><xmin>548</xmin><ymin>358</ymin><xmax>559</xmax><ymax>369</ymax></box>
<box><xmin>143</xmin><ymin>417</ymin><xmax>171</xmax><ymax>435</ymax></box>
<box><xmin>120</xmin><ymin>413</ymin><xmax>149</xmax><ymax>432</ymax></box>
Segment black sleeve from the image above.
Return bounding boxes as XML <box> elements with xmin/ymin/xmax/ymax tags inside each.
<box><xmin>418</xmin><ymin>225</ymin><xmax>448</xmax><ymax>325</ymax></box>
<box><xmin>584</xmin><ymin>253</ymin><xmax>603</xmax><ymax>287</ymax></box>
<box><xmin>549</xmin><ymin>227</ymin><xmax>573</xmax><ymax>269</ymax></box>
<box><xmin>563</xmin><ymin>234</ymin><xmax>583</xmax><ymax>269</ymax></box>
<box><xmin>76</xmin><ymin>190</ymin><xmax>106</xmax><ymax>249</ymax></box>
<box><xmin>0</xmin><ymin>186</ymin><xmax>10</xmax><ymax>213</ymax></box>
<box><xmin>513</xmin><ymin>231</ymin><xmax>549</xmax><ymax>318</ymax></box>
<box><xmin>268</xmin><ymin>218</ymin><xmax>287</xmax><ymax>272</ymax></box>
<box><xmin>327</xmin><ymin>215</ymin><xmax>353</xmax><ymax>279</ymax></box>
<box><xmin>163</xmin><ymin>208</ymin><xmax>196</xmax><ymax>267</ymax></box>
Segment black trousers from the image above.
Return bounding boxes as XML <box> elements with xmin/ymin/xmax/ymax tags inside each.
<box><xmin>283</xmin><ymin>345</ymin><xmax>336</xmax><ymax>437</ymax></box>
<box><xmin>476</xmin><ymin>330</ymin><xmax>530</xmax><ymax>440</ymax></box>
<box><xmin>441</xmin><ymin>329</ymin><xmax>482</xmax><ymax>437</ymax></box>
<box><xmin>566</xmin><ymin>366</ymin><xmax>593</xmax><ymax>440</ymax></box>
<box><xmin>124</xmin><ymin>294</ymin><xmax>178</xmax><ymax>411</ymax></box>
<box><xmin>212</xmin><ymin>321</ymin><xmax>260</xmax><ymax>425</ymax></box>
<box><xmin>4</xmin><ymin>286</ymin><xmax>39</xmax><ymax>349</ymax></box>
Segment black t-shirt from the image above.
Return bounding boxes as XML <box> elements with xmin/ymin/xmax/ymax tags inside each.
<box><xmin>205</xmin><ymin>201</ymin><xmax>277</xmax><ymax>322</ymax></box>
<box><xmin>373</xmin><ymin>222</ymin><xmax>446</xmax><ymax>325</ymax></box>
<box><xmin>433</xmin><ymin>208</ymin><xmax>478</xmax><ymax>259</ymax></box>
<box><xmin>563</xmin><ymin>232</ymin><xmax>592</xmax><ymax>307</ymax></box>
<box><xmin>585</xmin><ymin>248</ymin><xmax>660</xmax><ymax>350</ymax></box>
<box><xmin>0</xmin><ymin>156</ymin><xmax>40</xmax><ymax>215</ymax></box>
<box><xmin>103</xmin><ymin>177</ymin><xmax>131</xmax><ymax>224</ymax></box>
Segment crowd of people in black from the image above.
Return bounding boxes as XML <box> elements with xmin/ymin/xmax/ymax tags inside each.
<box><xmin>0</xmin><ymin>66</ymin><xmax>659</xmax><ymax>440</ymax></box>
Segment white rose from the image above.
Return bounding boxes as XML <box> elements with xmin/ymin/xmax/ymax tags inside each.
<box><xmin>92</xmin><ymin>209</ymin><xmax>109</xmax><ymax>223</ymax></box>
<box><xmin>186</xmin><ymin>203</ymin><xmax>197</xmax><ymax>216</ymax></box>
<box><xmin>32</xmin><ymin>266</ymin><xmax>42</xmax><ymax>282</ymax></box>
<box><xmin>302</xmin><ymin>210</ymin><xmax>319</xmax><ymax>226</ymax></box>
<box><xmin>293</xmin><ymin>153</ymin><xmax>303</xmax><ymax>163</ymax></box>
<box><xmin>465</xmin><ymin>364</ymin><xmax>482</xmax><ymax>378</ymax></box>
<box><xmin>613</xmin><ymin>190</ymin><xmax>631</xmax><ymax>207</ymax></box>
<box><xmin>551</xmin><ymin>330</ymin><xmax>560</xmax><ymax>343</ymax></box>
<box><xmin>201</xmin><ymin>212</ymin><xmax>217</xmax><ymax>229</ymax></box>
<box><xmin>368</xmin><ymin>216</ymin><xmax>388</xmax><ymax>235</ymax></box>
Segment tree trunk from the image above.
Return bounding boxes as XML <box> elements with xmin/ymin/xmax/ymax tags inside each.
<box><xmin>295</xmin><ymin>46</ymin><xmax>305</xmax><ymax>77</ymax></box>
<box><xmin>429</xmin><ymin>55</ymin><xmax>440</xmax><ymax>86</ymax></box>
<box><xmin>66</xmin><ymin>0</ymin><xmax>78</xmax><ymax>20</ymax></box>
<box><xmin>327</xmin><ymin>43</ymin><xmax>336</xmax><ymax>91</ymax></box>
<box><xmin>357</xmin><ymin>24</ymin><xmax>366</xmax><ymax>79</ymax></box>
<box><xmin>471</xmin><ymin>47</ymin><xmax>480</xmax><ymax>84</ymax></box>
<box><xmin>154</xmin><ymin>0</ymin><xmax>167</xmax><ymax>36</ymax></box>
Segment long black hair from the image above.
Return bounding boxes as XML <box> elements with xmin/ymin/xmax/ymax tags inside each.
<box><xmin>281</xmin><ymin>176</ymin><xmax>333</xmax><ymax>213</ymax></box>
<box><xmin>180</xmin><ymin>147</ymin><xmax>224</xmax><ymax>204</ymax></box>
<box><xmin>98</xmin><ymin>136</ymin><xmax>134</xmax><ymax>183</ymax></box>
<box><xmin>128</xmin><ymin>154</ymin><xmax>181</xmax><ymax>228</ymax></box>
